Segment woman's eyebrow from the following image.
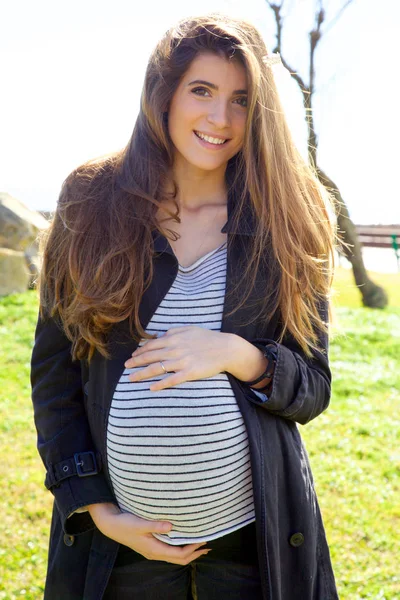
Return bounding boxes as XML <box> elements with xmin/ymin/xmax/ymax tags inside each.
<box><xmin>187</xmin><ymin>79</ymin><xmax>247</xmax><ymax>94</ymax></box>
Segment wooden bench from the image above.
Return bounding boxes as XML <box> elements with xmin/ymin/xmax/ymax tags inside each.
<box><xmin>355</xmin><ymin>225</ymin><xmax>400</xmax><ymax>270</ymax></box>
<box><xmin>355</xmin><ymin>225</ymin><xmax>400</xmax><ymax>250</ymax></box>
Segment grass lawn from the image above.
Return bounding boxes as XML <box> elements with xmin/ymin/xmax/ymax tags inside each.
<box><xmin>0</xmin><ymin>267</ymin><xmax>399</xmax><ymax>599</ymax></box>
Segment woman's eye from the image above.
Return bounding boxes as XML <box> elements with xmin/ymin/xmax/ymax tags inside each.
<box><xmin>235</xmin><ymin>97</ymin><xmax>248</xmax><ymax>108</ymax></box>
<box><xmin>191</xmin><ymin>87</ymin><xmax>210</xmax><ymax>97</ymax></box>
<box><xmin>191</xmin><ymin>88</ymin><xmax>247</xmax><ymax>107</ymax></box>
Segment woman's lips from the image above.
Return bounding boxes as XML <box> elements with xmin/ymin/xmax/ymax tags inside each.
<box><xmin>193</xmin><ymin>131</ymin><xmax>230</xmax><ymax>149</ymax></box>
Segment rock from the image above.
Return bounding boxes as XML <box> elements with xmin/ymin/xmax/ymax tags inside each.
<box><xmin>0</xmin><ymin>192</ymin><xmax>49</xmax><ymax>250</ymax></box>
<box><xmin>25</xmin><ymin>240</ymin><xmax>44</xmax><ymax>290</ymax></box>
<box><xmin>0</xmin><ymin>192</ymin><xmax>50</xmax><ymax>295</ymax></box>
<box><xmin>0</xmin><ymin>248</ymin><xmax>31</xmax><ymax>295</ymax></box>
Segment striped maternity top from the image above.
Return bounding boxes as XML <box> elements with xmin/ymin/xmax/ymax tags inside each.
<box><xmin>106</xmin><ymin>240</ymin><xmax>261</xmax><ymax>545</ymax></box>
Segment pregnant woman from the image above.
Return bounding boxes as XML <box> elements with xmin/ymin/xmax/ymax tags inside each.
<box><xmin>31</xmin><ymin>12</ymin><xmax>339</xmax><ymax>600</ymax></box>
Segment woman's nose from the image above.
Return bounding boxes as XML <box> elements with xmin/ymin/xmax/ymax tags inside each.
<box><xmin>207</xmin><ymin>100</ymin><xmax>231</xmax><ymax>129</ymax></box>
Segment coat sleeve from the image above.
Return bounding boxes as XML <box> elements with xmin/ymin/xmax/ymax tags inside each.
<box><xmin>246</xmin><ymin>298</ymin><xmax>331</xmax><ymax>425</ymax></box>
<box><xmin>30</xmin><ymin>309</ymin><xmax>117</xmax><ymax>535</ymax></box>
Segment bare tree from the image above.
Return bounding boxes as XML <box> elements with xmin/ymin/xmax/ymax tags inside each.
<box><xmin>267</xmin><ymin>0</ymin><xmax>388</xmax><ymax>308</ymax></box>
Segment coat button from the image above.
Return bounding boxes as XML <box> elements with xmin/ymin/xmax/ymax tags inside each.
<box><xmin>289</xmin><ymin>532</ymin><xmax>305</xmax><ymax>547</ymax></box>
<box><xmin>63</xmin><ymin>534</ymin><xmax>75</xmax><ymax>547</ymax></box>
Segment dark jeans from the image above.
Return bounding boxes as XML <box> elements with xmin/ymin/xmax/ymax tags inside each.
<box><xmin>103</xmin><ymin>522</ymin><xmax>262</xmax><ymax>600</ymax></box>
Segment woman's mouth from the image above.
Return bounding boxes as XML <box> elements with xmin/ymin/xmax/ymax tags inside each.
<box><xmin>193</xmin><ymin>130</ymin><xmax>230</xmax><ymax>148</ymax></box>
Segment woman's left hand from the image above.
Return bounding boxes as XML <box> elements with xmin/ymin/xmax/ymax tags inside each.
<box><xmin>124</xmin><ymin>326</ymin><xmax>234</xmax><ymax>391</ymax></box>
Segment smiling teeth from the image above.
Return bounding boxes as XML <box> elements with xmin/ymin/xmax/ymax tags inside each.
<box><xmin>195</xmin><ymin>131</ymin><xmax>226</xmax><ymax>145</ymax></box>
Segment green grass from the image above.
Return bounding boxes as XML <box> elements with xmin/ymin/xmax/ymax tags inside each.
<box><xmin>332</xmin><ymin>267</ymin><xmax>400</xmax><ymax>308</ymax></box>
<box><xmin>0</xmin><ymin>269</ymin><xmax>399</xmax><ymax>599</ymax></box>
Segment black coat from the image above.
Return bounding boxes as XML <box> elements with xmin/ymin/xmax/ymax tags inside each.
<box><xmin>30</xmin><ymin>194</ymin><xmax>338</xmax><ymax>600</ymax></box>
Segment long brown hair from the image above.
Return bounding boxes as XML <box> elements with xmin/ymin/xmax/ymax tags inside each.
<box><xmin>37</xmin><ymin>12</ymin><xmax>336</xmax><ymax>363</ymax></box>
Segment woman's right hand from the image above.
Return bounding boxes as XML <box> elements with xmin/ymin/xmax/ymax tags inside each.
<box><xmin>87</xmin><ymin>502</ymin><xmax>211</xmax><ymax>565</ymax></box>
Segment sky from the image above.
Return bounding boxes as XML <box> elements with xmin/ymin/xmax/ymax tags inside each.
<box><xmin>1</xmin><ymin>0</ymin><xmax>399</xmax><ymax>225</ymax></box>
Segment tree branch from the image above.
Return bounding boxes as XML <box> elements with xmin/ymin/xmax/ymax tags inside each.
<box><xmin>309</xmin><ymin>4</ymin><xmax>325</xmax><ymax>94</ymax></box>
<box><xmin>267</xmin><ymin>0</ymin><xmax>314</xmax><ymax>160</ymax></box>
<box><xmin>267</xmin><ymin>2</ymin><xmax>285</xmax><ymax>50</ymax></box>
<box><xmin>267</xmin><ymin>1</ymin><xmax>307</xmax><ymax>90</ymax></box>
<box><xmin>280</xmin><ymin>55</ymin><xmax>309</xmax><ymax>92</ymax></box>
<box><xmin>323</xmin><ymin>0</ymin><xmax>355</xmax><ymax>35</ymax></box>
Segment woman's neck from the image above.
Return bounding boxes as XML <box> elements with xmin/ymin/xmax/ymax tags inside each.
<box><xmin>165</xmin><ymin>158</ymin><xmax>228</xmax><ymax>210</ymax></box>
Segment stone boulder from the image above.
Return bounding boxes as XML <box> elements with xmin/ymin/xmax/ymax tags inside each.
<box><xmin>0</xmin><ymin>248</ymin><xmax>32</xmax><ymax>295</ymax></box>
<box><xmin>0</xmin><ymin>192</ymin><xmax>50</xmax><ymax>296</ymax></box>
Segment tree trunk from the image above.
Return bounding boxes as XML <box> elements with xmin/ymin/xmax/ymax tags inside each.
<box><xmin>266</xmin><ymin>1</ymin><xmax>388</xmax><ymax>308</ymax></box>
<box><xmin>317</xmin><ymin>168</ymin><xmax>388</xmax><ymax>308</ymax></box>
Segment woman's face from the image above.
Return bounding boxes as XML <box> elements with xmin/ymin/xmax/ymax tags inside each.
<box><xmin>167</xmin><ymin>51</ymin><xmax>248</xmax><ymax>174</ymax></box>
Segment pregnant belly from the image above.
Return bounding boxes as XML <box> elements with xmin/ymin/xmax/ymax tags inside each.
<box><xmin>106</xmin><ymin>371</ymin><xmax>255</xmax><ymax>543</ymax></box>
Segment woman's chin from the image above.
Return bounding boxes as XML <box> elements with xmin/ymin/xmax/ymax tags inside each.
<box><xmin>179</xmin><ymin>155</ymin><xmax>229</xmax><ymax>173</ymax></box>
